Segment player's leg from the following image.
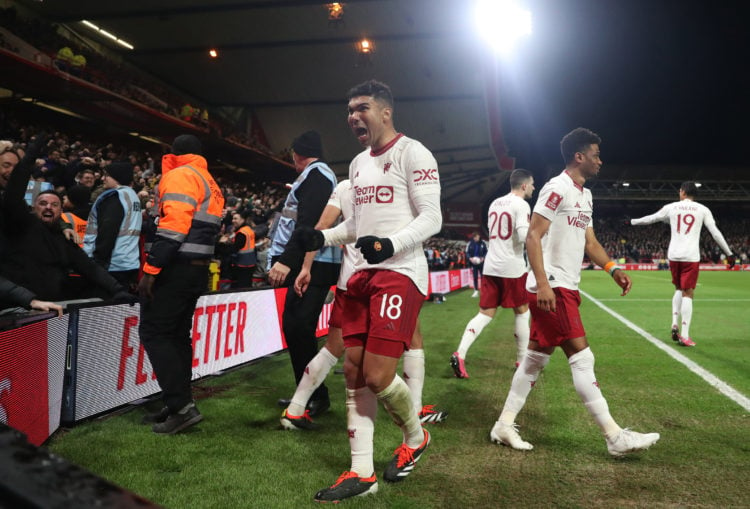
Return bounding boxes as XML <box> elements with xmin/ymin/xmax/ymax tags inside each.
<box><xmin>490</xmin><ymin>340</ymin><xmax>551</xmax><ymax>450</ymax></box>
<box><xmin>677</xmin><ymin>263</ymin><xmax>699</xmax><ymax>346</ymax></box>
<box><xmin>506</xmin><ymin>274</ymin><xmax>530</xmax><ymax>367</ymax></box>
<box><xmin>549</xmin><ymin>290</ymin><xmax>625</xmax><ymax>446</ymax></box>
<box><xmin>281</xmin><ymin>328</ymin><xmax>343</xmax><ymax>429</ymax></box>
<box><xmin>512</xmin><ymin>304</ymin><xmax>531</xmax><ymax>367</ymax></box>
<box><xmin>281</xmin><ymin>284</ymin><xmax>331</xmax><ymax>407</ymax></box>
<box><xmin>368</xmin><ymin>350</ymin><xmax>430</xmax><ymax>483</ymax></box>
<box><xmin>679</xmin><ymin>287</ymin><xmax>695</xmax><ymax>344</ymax></box>
<box><xmin>363</xmin><ymin>271</ymin><xmax>430</xmax><ymax>482</ymax></box>
<box><xmin>452</xmin><ymin>275</ymin><xmax>500</xmax><ymax>377</ymax></box>
<box><xmin>563</xmin><ymin>338</ymin><xmax>660</xmax><ymax>456</ymax></box>
<box><xmin>315</xmin><ymin>344</ymin><xmax>379</xmax><ymax>502</ymax></box>
<box><xmin>344</xmin><ymin>345</ymin><xmax>377</xmax><ymax>478</ymax></box>
<box><xmin>669</xmin><ymin>261</ymin><xmax>683</xmax><ymax>340</ymax></box>
<box><xmin>403</xmin><ymin>321</ymin><xmax>447</xmax><ymax>424</ymax></box>
<box><xmin>404</xmin><ymin>323</ymin><xmax>425</xmax><ymax>410</ymax></box>
<box><xmin>452</xmin><ymin>308</ymin><xmax>494</xmax><ymax>378</ymax></box>
<box><xmin>671</xmin><ymin>289</ymin><xmax>683</xmax><ymax>340</ymax></box>
<box><xmin>282</xmin><ymin>290</ymin><xmax>348</xmax><ymax>429</ymax></box>
<box><xmin>491</xmin><ymin>289</ymin><xmax>555</xmax><ymax>450</ymax></box>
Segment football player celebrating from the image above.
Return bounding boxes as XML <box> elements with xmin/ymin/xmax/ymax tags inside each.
<box><xmin>295</xmin><ymin>80</ymin><xmax>441</xmax><ymax>503</ymax></box>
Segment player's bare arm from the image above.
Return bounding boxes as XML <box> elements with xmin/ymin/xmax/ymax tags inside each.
<box><xmin>526</xmin><ymin>212</ymin><xmax>555</xmax><ymax>312</ymax></box>
<box><xmin>584</xmin><ymin>227</ymin><xmax>632</xmax><ymax>296</ymax></box>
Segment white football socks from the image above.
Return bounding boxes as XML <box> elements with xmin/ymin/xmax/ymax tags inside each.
<box><xmin>514</xmin><ymin>310</ymin><xmax>530</xmax><ymax>365</ymax></box>
<box><xmin>347</xmin><ymin>387</ymin><xmax>377</xmax><ymax>477</ymax></box>
<box><xmin>377</xmin><ymin>375</ymin><xmax>424</xmax><ymax>448</ymax></box>
<box><xmin>568</xmin><ymin>348</ymin><xmax>621</xmax><ymax>439</ymax></box>
<box><xmin>672</xmin><ymin>290</ymin><xmax>683</xmax><ymax>329</ymax></box>
<box><xmin>288</xmin><ymin>347</ymin><xmax>339</xmax><ymax>416</ymax></box>
<box><xmin>498</xmin><ymin>350</ymin><xmax>550</xmax><ymax>425</ymax></box>
<box><xmin>457</xmin><ymin>312</ymin><xmax>493</xmax><ymax>358</ymax></box>
<box><xmin>402</xmin><ymin>348</ymin><xmax>425</xmax><ymax>411</ymax></box>
<box><xmin>681</xmin><ymin>296</ymin><xmax>693</xmax><ymax>338</ymax></box>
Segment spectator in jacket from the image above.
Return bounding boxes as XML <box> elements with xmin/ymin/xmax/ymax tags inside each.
<box><xmin>217</xmin><ymin>210</ymin><xmax>256</xmax><ymax>288</ymax></box>
<box><xmin>83</xmin><ymin>162</ymin><xmax>142</xmax><ymax>290</ymax></box>
<box><xmin>61</xmin><ymin>184</ymin><xmax>91</xmax><ymax>249</ymax></box>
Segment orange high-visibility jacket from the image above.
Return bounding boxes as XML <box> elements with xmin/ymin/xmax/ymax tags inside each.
<box><xmin>233</xmin><ymin>224</ymin><xmax>256</xmax><ymax>267</ymax></box>
<box><xmin>61</xmin><ymin>212</ymin><xmax>87</xmax><ymax>249</ymax></box>
<box><xmin>143</xmin><ymin>153</ymin><xmax>224</xmax><ymax>275</ymax></box>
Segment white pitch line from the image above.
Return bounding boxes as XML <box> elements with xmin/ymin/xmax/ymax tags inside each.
<box><xmin>580</xmin><ymin>289</ymin><xmax>750</xmax><ymax>412</ymax></box>
<box><xmin>596</xmin><ymin>298</ymin><xmax>750</xmax><ymax>302</ymax></box>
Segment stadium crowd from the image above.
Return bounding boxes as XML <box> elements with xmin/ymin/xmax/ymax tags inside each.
<box><xmin>1</xmin><ymin>118</ymin><xmax>748</xmax><ymax>316</ymax></box>
<box><xmin>595</xmin><ymin>217</ymin><xmax>748</xmax><ymax>266</ymax></box>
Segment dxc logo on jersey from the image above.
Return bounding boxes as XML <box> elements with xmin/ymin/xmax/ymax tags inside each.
<box><xmin>413</xmin><ymin>168</ymin><xmax>438</xmax><ymax>183</ymax></box>
<box><xmin>376</xmin><ymin>186</ymin><xmax>394</xmax><ymax>203</ymax></box>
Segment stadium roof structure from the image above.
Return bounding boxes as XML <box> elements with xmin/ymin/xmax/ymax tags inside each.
<box><xmin>6</xmin><ymin>0</ymin><xmax>506</xmax><ymax>204</ymax></box>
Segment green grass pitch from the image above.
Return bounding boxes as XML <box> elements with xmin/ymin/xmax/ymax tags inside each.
<box><xmin>48</xmin><ymin>270</ymin><xmax>749</xmax><ymax>508</ymax></box>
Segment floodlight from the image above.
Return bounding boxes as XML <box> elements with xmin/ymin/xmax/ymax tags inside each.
<box><xmin>474</xmin><ymin>0</ymin><xmax>532</xmax><ymax>56</ymax></box>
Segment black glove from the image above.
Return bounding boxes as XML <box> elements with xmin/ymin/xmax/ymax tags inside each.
<box><xmin>112</xmin><ymin>290</ymin><xmax>137</xmax><ymax>306</ymax></box>
<box><xmin>291</xmin><ymin>225</ymin><xmax>325</xmax><ymax>252</ymax></box>
<box><xmin>623</xmin><ymin>215</ymin><xmax>631</xmax><ymax>226</ymax></box>
<box><xmin>727</xmin><ymin>254</ymin><xmax>736</xmax><ymax>269</ymax></box>
<box><xmin>355</xmin><ymin>236</ymin><xmax>394</xmax><ymax>264</ymax></box>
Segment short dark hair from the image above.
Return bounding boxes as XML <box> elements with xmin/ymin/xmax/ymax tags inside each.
<box><xmin>347</xmin><ymin>80</ymin><xmax>394</xmax><ymax>108</ymax></box>
<box><xmin>35</xmin><ymin>189</ymin><xmax>62</xmax><ymax>203</ymax></box>
<box><xmin>560</xmin><ymin>127</ymin><xmax>601</xmax><ymax>164</ymax></box>
<box><xmin>509</xmin><ymin>169</ymin><xmax>532</xmax><ymax>189</ymax></box>
<box><xmin>681</xmin><ymin>181</ymin><xmax>698</xmax><ymax>198</ymax></box>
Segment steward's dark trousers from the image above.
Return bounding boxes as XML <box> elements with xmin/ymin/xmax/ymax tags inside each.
<box><xmin>140</xmin><ymin>263</ymin><xmax>208</xmax><ymax>412</ymax></box>
<box><xmin>472</xmin><ymin>264</ymin><xmax>483</xmax><ymax>289</ymax></box>
<box><xmin>282</xmin><ymin>283</ymin><xmax>330</xmax><ymax>402</ymax></box>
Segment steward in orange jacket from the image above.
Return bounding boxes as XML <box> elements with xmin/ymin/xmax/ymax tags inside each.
<box><xmin>137</xmin><ymin>134</ymin><xmax>224</xmax><ymax>434</ymax></box>
<box><xmin>61</xmin><ymin>212</ymin><xmax>87</xmax><ymax>249</ymax></box>
<box><xmin>142</xmin><ymin>151</ymin><xmax>224</xmax><ymax>276</ymax></box>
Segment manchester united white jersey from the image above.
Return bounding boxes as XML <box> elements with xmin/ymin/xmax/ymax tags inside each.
<box><xmin>631</xmin><ymin>199</ymin><xmax>732</xmax><ymax>262</ymax></box>
<box><xmin>323</xmin><ymin>134</ymin><xmax>442</xmax><ymax>294</ymax></box>
<box><xmin>327</xmin><ymin>179</ymin><xmax>358</xmax><ymax>290</ymax></box>
<box><xmin>526</xmin><ymin>171</ymin><xmax>593</xmax><ymax>292</ymax></box>
<box><xmin>483</xmin><ymin>192</ymin><xmax>530</xmax><ymax>278</ymax></box>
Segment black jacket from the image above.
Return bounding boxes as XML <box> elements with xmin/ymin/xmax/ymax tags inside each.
<box><xmin>0</xmin><ymin>275</ymin><xmax>36</xmax><ymax>309</ymax></box>
<box><xmin>0</xmin><ymin>138</ymin><xmax>124</xmax><ymax>305</ymax></box>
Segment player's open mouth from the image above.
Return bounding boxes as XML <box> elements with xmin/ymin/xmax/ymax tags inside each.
<box><xmin>353</xmin><ymin>126</ymin><xmax>368</xmax><ymax>142</ymax></box>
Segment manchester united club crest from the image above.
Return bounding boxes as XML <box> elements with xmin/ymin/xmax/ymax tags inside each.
<box><xmin>383</xmin><ymin>162</ymin><xmax>392</xmax><ymax>174</ymax></box>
